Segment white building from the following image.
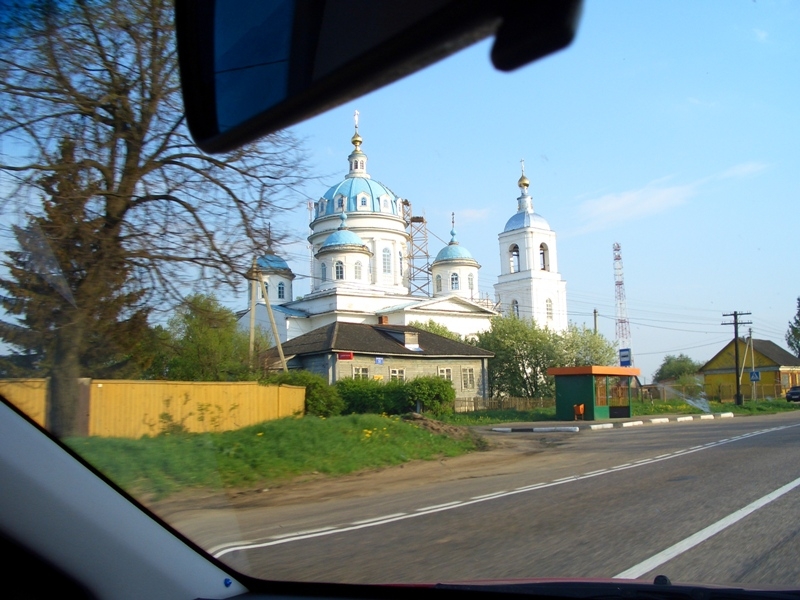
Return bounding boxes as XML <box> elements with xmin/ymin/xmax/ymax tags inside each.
<box><xmin>494</xmin><ymin>167</ymin><xmax>568</xmax><ymax>330</ymax></box>
<box><xmin>240</xmin><ymin>119</ymin><xmax>567</xmax><ymax>342</ymax></box>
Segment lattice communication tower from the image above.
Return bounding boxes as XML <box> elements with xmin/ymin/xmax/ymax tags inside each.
<box><xmin>613</xmin><ymin>242</ymin><xmax>631</xmax><ymax>352</ymax></box>
<box><xmin>402</xmin><ymin>199</ymin><xmax>431</xmax><ymax>297</ymax></box>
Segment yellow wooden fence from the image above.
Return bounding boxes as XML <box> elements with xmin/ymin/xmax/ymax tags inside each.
<box><xmin>0</xmin><ymin>379</ymin><xmax>305</xmax><ymax>437</ymax></box>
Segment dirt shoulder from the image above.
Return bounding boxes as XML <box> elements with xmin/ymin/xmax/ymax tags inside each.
<box><xmin>150</xmin><ymin>424</ymin><xmax>561</xmax><ymax>518</ymax></box>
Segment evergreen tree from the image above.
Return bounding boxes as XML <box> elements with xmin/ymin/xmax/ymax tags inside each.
<box><xmin>787</xmin><ymin>297</ymin><xmax>800</xmax><ymax>358</ymax></box>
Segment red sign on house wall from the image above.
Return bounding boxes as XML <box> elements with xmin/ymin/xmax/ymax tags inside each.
<box><xmin>337</xmin><ymin>352</ymin><xmax>354</xmax><ymax>360</ymax></box>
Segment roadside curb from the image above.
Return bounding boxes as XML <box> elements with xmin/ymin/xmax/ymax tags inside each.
<box><xmin>490</xmin><ymin>412</ymin><xmax>735</xmax><ymax>434</ymax></box>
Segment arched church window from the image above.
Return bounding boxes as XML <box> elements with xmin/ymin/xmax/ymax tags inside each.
<box><xmin>320</xmin><ymin>263</ymin><xmax>327</xmax><ymax>282</ymax></box>
<box><xmin>510</xmin><ymin>244</ymin><xmax>520</xmax><ymax>273</ymax></box>
<box><xmin>382</xmin><ymin>248</ymin><xmax>391</xmax><ymax>274</ymax></box>
<box><xmin>360</xmin><ymin>197</ymin><xmax>367</xmax><ymax>207</ymax></box>
<box><xmin>382</xmin><ymin>198</ymin><xmax>389</xmax><ymax>211</ymax></box>
<box><xmin>435</xmin><ymin>275</ymin><xmax>442</xmax><ymax>293</ymax></box>
<box><xmin>399</xmin><ymin>252</ymin><xmax>403</xmax><ymax>276</ymax></box>
<box><xmin>546</xmin><ymin>298</ymin><xmax>553</xmax><ymax>320</ymax></box>
<box><xmin>451</xmin><ymin>273</ymin><xmax>459</xmax><ymax>290</ymax></box>
<box><xmin>337</xmin><ymin>198</ymin><xmax>344</xmax><ymax>210</ymax></box>
<box><xmin>359</xmin><ymin>160</ymin><xmax>364</xmax><ymax>169</ymax></box>
<box><xmin>354</xmin><ymin>261</ymin><xmax>362</xmax><ymax>280</ymax></box>
<box><xmin>335</xmin><ymin>261</ymin><xmax>344</xmax><ymax>280</ymax></box>
<box><xmin>540</xmin><ymin>243</ymin><xmax>550</xmax><ymax>271</ymax></box>
<box><xmin>277</xmin><ymin>282</ymin><xmax>285</xmax><ymax>299</ymax></box>
<box><xmin>468</xmin><ymin>273</ymin><xmax>474</xmax><ymax>290</ymax></box>
<box><xmin>511</xmin><ymin>299</ymin><xmax>520</xmax><ymax>318</ymax></box>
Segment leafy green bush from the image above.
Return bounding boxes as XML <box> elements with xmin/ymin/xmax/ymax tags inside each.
<box><xmin>337</xmin><ymin>377</ymin><xmax>390</xmax><ymax>414</ymax></box>
<box><xmin>336</xmin><ymin>377</ymin><xmax>410</xmax><ymax>414</ymax></box>
<box><xmin>337</xmin><ymin>375</ymin><xmax>455</xmax><ymax>416</ymax></box>
<box><xmin>262</xmin><ymin>370</ymin><xmax>343</xmax><ymax>417</ymax></box>
<box><xmin>405</xmin><ymin>376</ymin><xmax>455</xmax><ymax>417</ymax></box>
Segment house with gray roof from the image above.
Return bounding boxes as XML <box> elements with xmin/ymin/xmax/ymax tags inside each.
<box><xmin>262</xmin><ymin>322</ymin><xmax>493</xmax><ymax>402</ymax></box>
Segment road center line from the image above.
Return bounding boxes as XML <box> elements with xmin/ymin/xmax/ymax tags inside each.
<box><xmin>614</xmin><ymin>475</ymin><xmax>800</xmax><ymax>580</ymax></box>
<box><xmin>213</xmin><ymin>423</ymin><xmax>799</xmax><ymax>559</ymax></box>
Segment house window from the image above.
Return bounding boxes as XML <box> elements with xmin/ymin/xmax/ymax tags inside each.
<box><xmin>510</xmin><ymin>244</ymin><xmax>520</xmax><ymax>273</ymax></box>
<box><xmin>353</xmin><ymin>367</ymin><xmax>369</xmax><ymax>380</ymax></box>
<box><xmin>439</xmin><ymin>367</ymin><xmax>452</xmax><ymax>381</ymax></box>
<box><xmin>435</xmin><ymin>274</ymin><xmax>442</xmax><ymax>293</ymax></box>
<box><xmin>451</xmin><ymin>273</ymin><xmax>459</xmax><ymax>290</ymax></box>
<box><xmin>546</xmin><ymin>298</ymin><xmax>553</xmax><ymax>320</ymax></box>
<box><xmin>540</xmin><ymin>243</ymin><xmax>550</xmax><ymax>271</ymax></box>
<box><xmin>390</xmin><ymin>368</ymin><xmax>405</xmax><ymax>382</ymax></box>
<box><xmin>462</xmin><ymin>367</ymin><xmax>475</xmax><ymax>390</ymax></box>
<box><xmin>320</xmin><ymin>262</ymin><xmax>327</xmax><ymax>282</ymax></box>
<box><xmin>382</xmin><ymin>248</ymin><xmax>391</xmax><ymax>274</ymax></box>
<box><xmin>511</xmin><ymin>299</ymin><xmax>519</xmax><ymax>318</ymax></box>
<box><xmin>354</xmin><ymin>261</ymin><xmax>363</xmax><ymax>280</ymax></box>
<box><xmin>335</xmin><ymin>261</ymin><xmax>344</xmax><ymax>280</ymax></box>
<box><xmin>277</xmin><ymin>282</ymin><xmax>285</xmax><ymax>299</ymax></box>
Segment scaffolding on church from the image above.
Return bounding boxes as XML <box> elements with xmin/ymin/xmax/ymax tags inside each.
<box><xmin>401</xmin><ymin>199</ymin><xmax>431</xmax><ymax>297</ymax></box>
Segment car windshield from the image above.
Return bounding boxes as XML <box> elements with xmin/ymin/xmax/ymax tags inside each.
<box><xmin>2</xmin><ymin>0</ymin><xmax>800</xmax><ymax>591</ymax></box>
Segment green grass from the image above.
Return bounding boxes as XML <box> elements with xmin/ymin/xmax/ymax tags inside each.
<box><xmin>438</xmin><ymin>408</ymin><xmax>557</xmax><ymax>425</ymax></box>
<box><xmin>65</xmin><ymin>414</ymin><xmax>477</xmax><ymax>500</ymax></box>
<box><xmin>632</xmin><ymin>398</ymin><xmax>800</xmax><ymax>417</ymax></box>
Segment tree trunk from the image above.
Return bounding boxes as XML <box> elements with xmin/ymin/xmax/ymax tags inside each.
<box><xmin>47</xmin><ymin>318</ymin><xmax>85</xmax><ymax>437</ymax></box>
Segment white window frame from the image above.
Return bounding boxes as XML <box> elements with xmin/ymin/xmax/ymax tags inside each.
<box><xmin>390</xmin><ymin>368</ymin><xmax>405</xmax><ymax>382</ymax></box>
<box><xmin>382</xmin><ymin>248</ymin><xmax>391</xmax><ymax>274</ymax></box>
<box><xmin>353</xmin><ymin>366</ymin><xmax>369</xmax><ymax>380</ymax></box>
<box><xmin>438</xmin><ymin>367</ymin><xmax>452</xmax><ymax>381</ymax></box>
<box><xmin>462</xmin><ymin>367</ymin><xmax>475</xmax><ymax>390</ymax></box>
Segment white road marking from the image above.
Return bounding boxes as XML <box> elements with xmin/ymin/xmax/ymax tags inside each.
<box><xmin>213</xmin><ymin>424</ymin><xmax>800</xmax><ymax>558</ymax></box>
<box><xmin>415</xmin><ymin>501</ymin><xmax>462</xmax><ymax>511</ymax></box>
<box><xmin>351</xmin><ymin>513</ymin><xmax>406</xmax><ymax>525</ymax></box>
<box><xmin>471</xmin><ymin>491</ymin><xmax>508</xmax><ymax>500</ymax></box>
<box><xmin>270</xmin><ymin>526</ymin><xmax>336</xmax><ymax>539</ymax></box>
<box><xmin>614</xmin><ymin>475</ymin><xmax>800</xmax><ymax>580</ymax></box>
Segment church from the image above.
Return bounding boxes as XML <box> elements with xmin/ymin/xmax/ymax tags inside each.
<box><xmin>238</xmin><ymin>116</ymin><xmax>568</xmax><ymax>343</ymax></box>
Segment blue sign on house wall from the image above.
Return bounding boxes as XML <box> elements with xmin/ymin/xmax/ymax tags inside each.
<box><xmin>749</xmin><ymin>370</ymin><xmax>761</xmax><ymax>382</ymax></box>
<box><xmin>375</xmin><ymin>357</ymin><xmax>384</xmax><ymax>365</ymax></box>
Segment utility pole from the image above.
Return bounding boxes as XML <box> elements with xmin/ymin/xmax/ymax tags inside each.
<box><xmin>593</xmin><ymin>308</ymin><xmax>598</xmax><ymax>334</ymax></box>
<box><xmin>722</xmin><ymin>311</ymin><xmax>752</xmax><ymax>406</ymax></box>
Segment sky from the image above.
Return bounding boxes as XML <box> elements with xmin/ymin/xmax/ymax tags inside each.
<box><xmin>251</xmin><ymin>0</ymin><xmax>800</xmax><ymax>382</ymax></box>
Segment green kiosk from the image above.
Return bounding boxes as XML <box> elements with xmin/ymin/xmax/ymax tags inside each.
<box><xmin>547</xmin><ymin>366</ymin><xmax>641</xmax><ymax>421</ymax></box>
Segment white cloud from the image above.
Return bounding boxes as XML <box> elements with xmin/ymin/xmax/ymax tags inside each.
<box><xmin>717</xmin><ymin>162</ymin><xmax>768</xmax><ymax>179</ymax></box>
<box><xmin>569</xmin><ymin>161</ymin><xmax>768</xmax><ymax>235</ymax></box>
<box><xmin>571</xmin><ymin>179</ymin><xmax>696</xmax><ymax>234</ymax></box>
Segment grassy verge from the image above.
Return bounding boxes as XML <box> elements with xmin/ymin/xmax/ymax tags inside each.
<box><xmin>65</xmin><ymin>413</ymin><xmax>477</xmax><ymax>500</ymax></box>
<box><xmin>632</xmin><ymin>398</ymin><xmax>800</xmax><ymax>416</ymax></box>
<box><xmin>438</xmin><ymin>408</ymin><xmax>557</xmax><ymax>425</ymax></box>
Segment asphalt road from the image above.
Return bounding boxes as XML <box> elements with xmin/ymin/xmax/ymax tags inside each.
<box><xmin>181</xmin><ymin>412</ymin><xmax>800</xmax><ymax>588</ymax></box>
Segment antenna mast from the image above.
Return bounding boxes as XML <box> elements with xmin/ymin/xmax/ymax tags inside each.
<box><xmin>613</xmin><ymin>242</ymin><xmax>632</xmax><ymax>364</ymax></box>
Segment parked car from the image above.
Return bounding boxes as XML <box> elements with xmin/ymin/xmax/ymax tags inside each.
<box><xmin>787</xmin><ymin>387</ymin><xmax>800</xmax><ymax>402</ymax></box>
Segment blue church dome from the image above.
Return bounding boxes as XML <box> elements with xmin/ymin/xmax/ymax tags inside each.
<box><xmin>319</xmin><ymin>213</ymin><xmax>368</xmax><ymax>250</ymax></box>
<box><xmin>433</xmin><ymin>229</ymin><xmax>477</xmax><ymax>263</ymax></box>
<box><xmin>503</xmin><ymin>211</ymin><xmax>551</xmax><ymax>232</ymax></box>
<box><xmin>321</xmin><ymin>228</ymin><xmax>365</xmax><ymax>248</ymax></box>
<box><xmin>319</xmin><ymin>177</ymin><xmax>399</xmax><ymax>216</ymax></box>
<box><xmin>313</xmin><ymin>122</ymin><xmax>400</xmax><ymax>219</ymax></box>
<box><xmin>257</xmin><ymin>253</ymin><xmax>291</xmax><ymax>271</ymax></box>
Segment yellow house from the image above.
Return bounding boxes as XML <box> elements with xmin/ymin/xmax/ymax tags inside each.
<box><xmin>700</xmin><ymin>338</ymin><xmax>800</xmax><ymax>401</ymax></box>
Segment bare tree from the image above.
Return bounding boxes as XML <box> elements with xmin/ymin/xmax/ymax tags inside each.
<box><xmin>0</xmin><ymin>0</ymin><xmax>310</xmax><ymax>435</ymax></box>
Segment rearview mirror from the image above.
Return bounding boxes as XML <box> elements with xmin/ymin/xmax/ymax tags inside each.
<box><xmin>176</xmin><ymin>0</ymin><xmax>582</xmax><ymax>153</ymax></box>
